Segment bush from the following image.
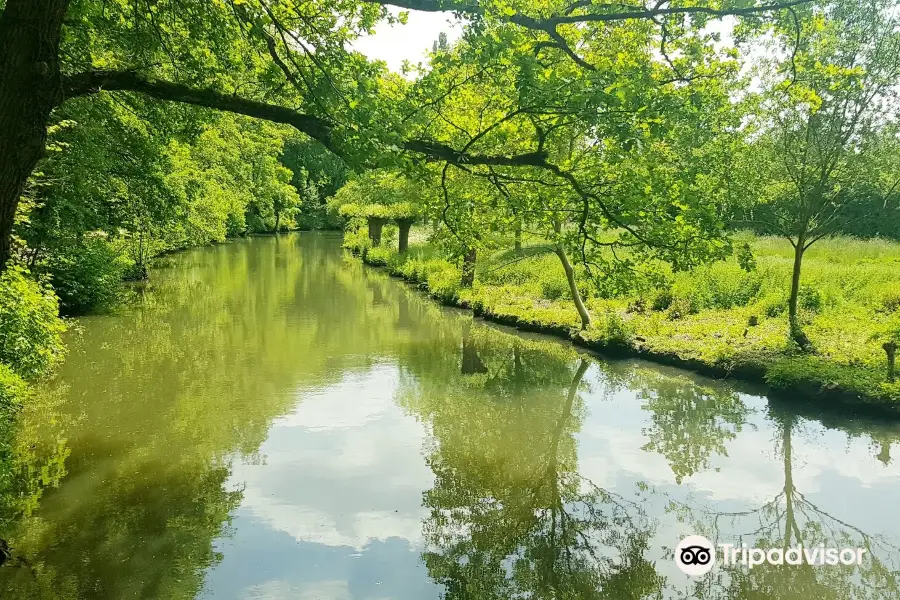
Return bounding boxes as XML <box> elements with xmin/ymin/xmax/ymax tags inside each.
<box><xmin>650</xmin><ymin>288</ymin><xmax>673</xmax><ymax>311</ymax></box>
<box><xmin>295</xmin><ymin>201</ymin><xmax>343</xmax><ymax>230</ymax></box>
<box><xmin>877</xmin><ymin>286</ymin><xmax>900</xmax><ymax>313</ymax></box>
<box><xmin>799</xmin><ymin>285</ymin><xmax>824</xmax><ymax>313</ymax></box>
<box><xmin>42</xmin><ymin>237</ymin><xmax>128</xmax><ymax>315</ymax></box>
<box><xmin>673</xmin><ymin>262</ymin><xmax>763</xmax><ymax>311</ymax></box>
<box><xmin>0</xmin><ymin>266</ymin><xmax>67</xmax><ymax>379</ymax></box>
<box><xmin>757</xmin><ymin>292</ymin><xmax>786</xmax><ymax>317</ymax></box>
<box><xmin>342</xmin><ymin>226</ymin><xmax>372</xmax><ymax>255</ymax></box>
<box><xmin>0</xmin><ymin>364</ymin><xmax>29</xmax><ymax>412</ymax></box>
<box><xmin>364</xmin><ymin>246</ymin><xmax>392</xmax><ymax>266</ymax></box>
<box><xmin>582</xmin><ymin>310</ymin><xmax>634</xmax><ymax>348</ymax></box>
<box><xmin>540</xmin><ymin>277</ymin><xmax>570</xmax><ymax>301</ymax></box>
<box><xmin>427</xmin><ymin>265</ymin><xmax>461</xmax><ymax>303</ymax></box>
<box><xmin>397</xmin><ymin>256</ymin><xmax>462</xmax><ymax>302</ymax></box>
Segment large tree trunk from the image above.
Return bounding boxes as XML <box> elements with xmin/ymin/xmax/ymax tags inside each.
<box><xmin>397</xmin><ymin>219</ymin><xmax>413</xmax><ymax>253</ymax></box>
<box><xmin>514</xmin><ymin>221</ymin><xmax>523</xmax><ymax>255</ymax></box>
<box><xmin>555</xmin><ymin>243</ymin><xmax>591</xmax><ymax>330</ymax></box>
<box><xmin>0</xmin><ymin>0</ymin><xmax>70</xmax><ymax>270</ymax></box>
<box><xmin>274</xmin><ymin>210</ymin><xmax>281</xmax><ymax>233</ymax></box>
<box><xmin>460</xmin><ymin>247</ymin><xmax>477</xmax><ymax>288</ymax></box>
<box><xmin>787</xmin><ymin>240</ymin><xmax>810</xmax><ymax>349</ymax></box>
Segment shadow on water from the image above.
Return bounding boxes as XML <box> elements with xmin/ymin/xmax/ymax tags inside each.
<box><xmin>1</xmin><ymin>233</ymin><xmax>898</xmax><ymax>599</ymax></box>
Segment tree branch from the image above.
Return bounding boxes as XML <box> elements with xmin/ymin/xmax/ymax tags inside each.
<box><xmin>56</xmin><ymin>71</ymin><xmax>579</xmax><ymax>171</ymax></box>
<box><xmin>60</xmin><ymin>69</ymin><xmax>340</xmax><ymax>154</ymax></box>
<box><xmin>364</xmin><ymin>0</ymin><xmax>813</xmax><ymax>27</ymax></box>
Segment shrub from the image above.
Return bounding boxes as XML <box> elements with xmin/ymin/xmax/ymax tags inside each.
<box><xmin>877</xmin><ymin>286</ymin><xmax>900</xmax><ymax>314</ymax></box>
<box><xmin>674</xmin><ymin>262</ymin><xmax>763</xmax><ymax>311</ymax></box>
<box><xmin>0</xmin><ymin>364</ymin><xmax>29</xmax><ymax>412</ymax></box>
<box><xmin>650</xmin><ymin>288</ymin><xmax>674</xmax><ymax>311</ymax></box>
<box><xmin>364</xmin><ymin>246</ymin><xmax>392</xmax><ymax>266</ymax></box>
<box><xmin>798</xmin><ymin>285</ymin><xmax>824</xmax><ymax>313</ymax></box>
<box><xmin>295</xmin><ymin>201</ymin><xmax>343</xmax><ymax>230</ymax></box>
<box><xmin>582</xmin><ymin>310</ymin><xmax>634</xmax><ymax>348</ymax></box>
<box><xmin>540</xmin><ymin>277</ymin><xmax>570</xmax><ymax>301</ymax></box>
<box><xmin>425</xmin><ymin>264</ymin><xmax>461</xmax><ymax>303</ymax></box>
<box><xmin>666</xmin><ymin>296</ymin><xmax>696</xmax><ymax>320</ymax></box>
<box><xmin>0</xmin><ymin>266</ymin><xmax>67</xmax><ymax>379</ymax></box>
<box><xmin>42</xmin><ymin>237</ymin><xmax>128</xmax><ymax>315</ymax></box>
<box><xmin>758</xmin><ymin>292</ymin><xmax>787</xmax><ymax>317</ymax></box>
<box><xmin>342</xmin><ymin>226</ymin><xmax>371</xmax><ymax>255</ymax></box>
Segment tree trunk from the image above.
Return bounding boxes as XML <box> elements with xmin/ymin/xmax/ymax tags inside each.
<box><xmin>0</xmin><ymin>0</ymin><xmax>71</xmax><ymax>270</ymax></box>
<box><xmin>274</xmin><ymin>210</ymin><xmax>281</xmax><ymax>233</ymax></box>
<box><xmin>367</xmin><ymin>217</ymin><xmax>386</xmax><ymax>245</ymax></box>
<box><xmin>514</xmin><ymin>221</ymin><xmax>522</xmax><ymax>255</ymax></box>
<box><xmin>787</xmin><ymin>241</ymin><xmax>810</xmax><ymax>349</ymax></box>
<box><xmin>460</xmin><ymin>247</ymin><xmax>477</xmax><ymax>288</ymax></box>
<box><xmin>555</xmin><ymin>243</ymin><xmax>591</xmax><ymax>330</ymax></box>
<box><xmin>397</xmin><ymin>219</ymin><xmax>412</xmax><ymax>253</ymax></box>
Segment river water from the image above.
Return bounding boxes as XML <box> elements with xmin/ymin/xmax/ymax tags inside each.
<box><xmin>1</xmin><ymin>233</ymin><xmax>899</xmax><ymax>599</ymax></box>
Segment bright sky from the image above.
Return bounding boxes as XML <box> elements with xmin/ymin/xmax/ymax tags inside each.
<box><xmin>350</xmin><ymin>8</ymin><xmax>464</xmax><ymax>73</ymax></box>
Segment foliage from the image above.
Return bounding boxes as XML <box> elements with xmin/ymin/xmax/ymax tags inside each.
<box><xmin>334</xmin><ymin>170</ymin><xmax>425</xmax><ymax>220</ymax></box>
<box><xmin>42</xmin><ymin>236</ymin><xmax>129</xmax><ymax>315</ymax></box>
<box><xmin>0</xmin><ymin>266</ymin><xmax>66</xmax><ymax>380</ymax></box>
<box><xmin>0</xmin><ymin>364</ymin><xmax>27</xmax><ymax>406</ymax></box>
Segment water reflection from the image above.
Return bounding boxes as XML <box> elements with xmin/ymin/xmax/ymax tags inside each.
<box><xmin>0</xmin><ymin>234</ymin><xmax>898</xmax><ymax>599</ymax></box>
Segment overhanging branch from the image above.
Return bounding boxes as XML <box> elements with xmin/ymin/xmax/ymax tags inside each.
<box><xmin>59</xmin><ymin>69</ymin><xmax>339</xmax><ymax>154</ymax></box>
<box><xmin>58</xmin><ymin>70</ymin><xmax>555</xmax><ymax>169</ymax></box>
<box><xmin>403</xmin><ymin>140</ymin><xmax>549</xmax><ymax>167</ymax></box>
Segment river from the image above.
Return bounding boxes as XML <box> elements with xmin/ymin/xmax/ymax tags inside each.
<box><xmin>1</xmin><ymin>232</ymin><xmax>899</xmax><ymax>599</ymax></box>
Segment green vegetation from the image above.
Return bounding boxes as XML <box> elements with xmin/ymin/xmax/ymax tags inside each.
<box><xmin>349</xmin><ymin>228</ymin><xmax>900</xmax><ymax>409</ymax></box>
<box><xmin>3</xmin><ymin>0</ymin><xmax>900</xmax><ymax>589</ymax></box>
<box><xmin>0</xmin><ymin>0</ymin><xmax>897</xmax><ymax>418</ymax></box>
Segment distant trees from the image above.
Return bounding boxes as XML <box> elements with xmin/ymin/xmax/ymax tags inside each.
<box><xmin>16</xmin><ymin>94</ymin><xmax>301</xmax><ymax>312</ymax></box>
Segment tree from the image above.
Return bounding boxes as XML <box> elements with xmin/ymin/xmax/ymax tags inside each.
<box><xmin>0</xmin><ymin>0</ymin><xmax>814</xmax><ymax>270</ymax></box>
<box><xmin>402</xmin><ymin>20</ymin><xmax>743</xmax><ymax>325</ymax></box>
<box><xmin>335</xmin><ymin>170</ymin><xmax>424</xmax><ymax>252</ymax></box>
<box><xmin>741</xmin><ymin>0</ymin><xmax>900</xmax><ymax>348</ymax></box>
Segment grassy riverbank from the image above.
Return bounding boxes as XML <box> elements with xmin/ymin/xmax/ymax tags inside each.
<box><xmin>352</xmin><ymin>230</ymin><xmax>900</xmax><ymax>414</ymax></box>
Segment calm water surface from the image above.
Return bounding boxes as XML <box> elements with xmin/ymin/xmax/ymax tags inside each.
<box><xmin>2</xmin><ymin>233</ymin><xmax>900</xmax><ymax>599</ymax></box>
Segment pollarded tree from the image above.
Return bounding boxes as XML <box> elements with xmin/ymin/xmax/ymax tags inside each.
<box><xmin>334</xmin><ymin>170</ymin><xmax>424</xmax><ymax>252</ymax></box>
<box><xmin>742</xmin><ymin>0</ymin><xmax>900</xmax><ymax>348</ymax></box>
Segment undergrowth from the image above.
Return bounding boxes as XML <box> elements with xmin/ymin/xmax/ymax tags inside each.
<box><xmin>347</xmin><ymin>229</ymin><xmax>900</xmax><ymax>407</ymax></box>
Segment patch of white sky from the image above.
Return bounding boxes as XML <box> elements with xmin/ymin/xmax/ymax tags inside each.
<box><xmin>350</xmin><ymin>7</ymin><xmax>464</xmax><ymax>75</ymax></box>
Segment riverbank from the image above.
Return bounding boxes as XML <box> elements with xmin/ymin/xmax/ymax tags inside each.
<box><xmin>353</xmin><ymin>235</ymin><xmax>900</xmax><ymax>417</ymax></box>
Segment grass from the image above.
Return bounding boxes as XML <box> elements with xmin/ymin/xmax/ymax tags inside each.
<box><xmin>348</xmin><ymin>228</ymin><xmax>900</xmax><ymax>411</ymax></box>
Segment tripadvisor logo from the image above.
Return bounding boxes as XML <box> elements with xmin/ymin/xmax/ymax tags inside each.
<box><xmin>675</xmin><ymin>535</ymin><xmax>716</xmax><ymax>576</ymax></box>
<box><xmin>675</xmin><ymin>535</ymin><xmax>869</xmax><ymax>577</ymax></box>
